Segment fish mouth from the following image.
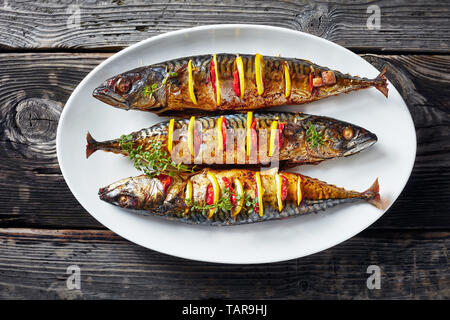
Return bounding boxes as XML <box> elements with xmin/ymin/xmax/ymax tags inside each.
<box><xmin>93</xmin><ymin>86</ymin><xmax>130</xmax><ymax>110</ymax></box>
<box><xmin>343</xmin><ymin>131</ymin><xmax>378</xmax><ymax>157</ymax></box>
<box><xmin>98</xmin><ymin>185</ymin><xmax>121</xmax><ymax>204</ymax></box>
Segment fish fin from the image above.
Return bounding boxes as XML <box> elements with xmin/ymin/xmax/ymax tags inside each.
<box><xmin>374</xmin><ymin>67</ymin><xmax>389</xmax><ymax>98</ymax></box>
<box><xmin>86</xmin><ymin>132</ymin><xmax>99</xmax><ymax>159</ymax></box>
<box><xmin>363</xmin><ymin>178</ymin><xmax>384</xmax><ymax>210</ymax></box>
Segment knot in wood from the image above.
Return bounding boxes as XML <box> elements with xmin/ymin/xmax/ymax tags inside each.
<box><xmin>6</xmin><ymin>98</ymin><xmax>62</xmax><ymax>159</ymax></box>
<box><xmin>297</xmin><ymin>5</ymin><xmax>329</xmax><ymax>37</ymax></box>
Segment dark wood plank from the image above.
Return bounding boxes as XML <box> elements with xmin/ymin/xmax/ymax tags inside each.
<box><xmin>0</xmin><ymin>0</ymin><xmax>449</xmax><ymax>52</ymax></box>
<box><xmin>0</xmin><ymin>53</ymin><xmax>109</xmax><ymax>228</ymax></box>
<box><xmin>0</xmin><ymin>53</ymin><xmax>448</xmax><ymax>229</ymax></box>
<box><xmin>364</xmin><ymin>55</ymin><xmax>450</xmax><ymax>229</ymax></box>
<box><xmin>0</xmin><ymin>228</ymin><xmax>447</xmax><ymax>299</ymax></box>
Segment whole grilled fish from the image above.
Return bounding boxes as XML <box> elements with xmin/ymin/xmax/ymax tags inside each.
<box><xmin>93</xmin><ymin>53</ymin><xmax>388</xmax><ymax>116</ymax></box>
<box><xmin>99</xmin><ymin>168</ymin><xmax>382</xmax><ymax>226</ymax></box>
<box><xmin>86</xmin><ymin>112</ymin><xmax>377</xmax><ymax>166</ymax></box>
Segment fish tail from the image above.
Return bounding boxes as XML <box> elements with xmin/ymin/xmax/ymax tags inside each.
<box><xmin>362</xmin><ymin>178</ymin><xmax>384</xmax><ymax>210</ymax></box>
<box><xmin>374</xmin><ymin>67</ymin><xmax>388</xmax><ymax>98</ymax></box>
<box><xmin>86</xmin><ymin>132</ymin><xmax>100</xmax><ymax>158</ymax></box>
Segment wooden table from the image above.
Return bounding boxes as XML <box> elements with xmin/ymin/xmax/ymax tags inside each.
<box><xmin>0</xmin><ymin>0</ymin><xmax>448</xmax><ymax>299</ymax></box>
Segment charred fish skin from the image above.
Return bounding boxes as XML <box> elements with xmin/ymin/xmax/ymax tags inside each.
<box><xmin>93</xmin><ymin>53</ymin><xmax>388</xmax><ymax>114</ymax></box>
<box><xmin>86</xmin><ymin>112</ymin><xmax>377</xmax><ymax>165</ymax></box>
<box><xmin>98</xmin><ymin>169</ymin><xmax>382</xmax><ymax>226</ymax></box>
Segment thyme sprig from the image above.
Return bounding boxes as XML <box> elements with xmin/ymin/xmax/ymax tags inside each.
<box><xmin>119</xmin><ymin>134</ymin><xmax>193</xmax><ymax>178</ymax></box>
<box><xmin>187</xmin><ymin>187</ymin><xmax>235</xmax><ymax>213</ymax></box>
<box><xmin>306</xmin><ymin>121</ymin><xmax>324</xmax><ymax>149</ymax></box>
<box><xmin>143</xmin><ymin>71</ymin><xmax>178</xmax><ymax>98</ymax></box>
<box><xmin>186</xmin><ymin>186</ymin><xmax>259</xmax><ymax>215</ymax></box>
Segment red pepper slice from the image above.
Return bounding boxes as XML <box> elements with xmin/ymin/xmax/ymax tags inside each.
<box><xmin>309</xmin><ymin>72</ymin><xmax>314</xmax><ymax>93</ymax></box>
<box><xmin>222</xmin><ymin>177</ymin><xmax>236</xmax><ymax>205</ymax></box>
<box><xmin>194</xmin><ymin>127</ymin><xmax>201</xmax><ymax>156</ymax></box>
<box><xmin>254</xmin><ymin>186</ymin><xmax>259</xmax><ymax>215</ymax></box>
<box><xmin>250</xmin><ymin>119</ymin><xmax>257</xmax><ymax>153</ymax></box>
<box><xmin>156</xmin><ymin>174</ymin><xmax>172</xmax><ymax>194</ymax></box>
<box><xmin>221</xmin><ymin>118</ymin><xmax>227</xmax><ymax>150</ymax></box>
<box><xmin>278</xmin><ymin>122</ymin><xmax>285</xmax><ymax>149</ymax></box>
<box><xmin>206</xmin><ymin>183</ymin><xmax>214</xmax><ymax>205</ymax></box>
<box><xmin>281</xmin><ymin>175</ymin><xmax>288</xmax><ymax>201</ymax></box>
<box><xmin>233</xmin><ymin>70</ymin><xmax>240</xmax><ymax>97</ymax></box>
<box><xmin>210</xmin><ymin>59</ymin><xmax>216</xmax><ymax>94</ymax></box>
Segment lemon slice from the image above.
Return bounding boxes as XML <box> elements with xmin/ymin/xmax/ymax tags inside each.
<box><xmin>188</xmin><ymin>60</ymin><xmax>197</xmax><ymax>105</ymax></box>
<box><xmin>213</xmin><ymin>54</ymin><xmax>221</xmax><ymax>106</ymax></box>
<box><xmin>255</xmin><ymin>53</ymin><xmax>264</xmax><ymax>95</ymax></box>
<box><xmin>167</xmin><ymin>118</ymin><xmax>175</xmax><ymax>153</ymax></box>
<box><xmin>275</xmin><ymin>173</ymin><xmax>283</xmax><ymax>212</ymax></box>
<box><xmin>207</xmin><ymin>172</ymin><xmax>220</xmax><ymax>218</ymax></box>
<box><xmin>284</xmin><ymin>63</ymin><xmax>291</xmax><ymax>98</ymax></box>
<box><xmin>246</xmin><ymin>111</ymin><xmax>253</xmax><ymax>157</ymax></box>
<box><xmin>184</xmin><ymin>180</ymin><xmax>193</xmax><ymax>215</ymax></box>
<box><xmin>268</xmin><ymin>120</ymin><xmax>278</xmax><ymax>157</ymax></box>
<box><xmin>236</xmin><ymin>55</ymin><xmax>245</xmax><ymax>99</ymax></box>
<box><xmin>232</xmin><ymin>178</ymin><xmax>244</xmax><ymax>217</ymax></box>
<box><xmin>217</xmin><ymin>116</ymin><xmax>224</xmax><ymax>151</ymax></box>
<box><xmin>297</xmin><ymin>176</ymin><xmax>303</xmax><ymax>206</ymax></box>
<box><xmin>255</xmin><ymin>171</ymin><xmax>264</xmax><ymax>217</ymax></box>
<box><xmin>188</xmin><ymin>116</ymin><xmax>195</xmax><ymax>157</ymax></box>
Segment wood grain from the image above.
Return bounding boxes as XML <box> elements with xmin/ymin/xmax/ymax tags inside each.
<box><xmin>0</xmin><ymin>228</ymin><xmax>447</xmax><ymax>299</ymax></box>
<box><xmin>0</xmin><ymin>53</ymin><xmax>448</xmax><ymax>229</ymax></box>
<box><xmin>364</xmin><ymin>55</ymin><xmax>450</xmax><ymax>229</ymax></box>
<box><xmin>0</xmin><ymin>0</ymin><xmax>448</xmax><ymax>52</ymax></box>
<box><xmin>0</xmin><ymin>53</ymin><xmax>109</xmax><ymax>228</ymax></box>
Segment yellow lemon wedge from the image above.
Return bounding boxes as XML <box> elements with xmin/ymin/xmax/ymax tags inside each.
<box><xmin>233</xmin><ymin>178</ymin><xmax>244</xmax><ymax>217</ymax></box>
<box><xmin>236</xmin><ymin>55</ymin><xmax>245</xmax><ymax>99</ymax></box>
<box><xmin>297</xmin><ymin>176</ymin><xmax>303</xmax><ymax>206</ymax></box>
<box><xmin>268</xmin><ymin>120</ymin><xmax>278</xmax><ymax>157</ymax></box>
<box><xmin>275</xmin><ymin>173</ymin><xmax>283</xmax><ymax>212</ymax></box>
<box><xmin>207</xmin><ymin>172</ymin><xmax>220</xmax><ymax>219</ymax></box>
<box><xmin>167</xmin><ymin>118</ymin><xmax>175</xmax><ymax>153</ymax></box>
<box><xmin>255</xmin><ymin>172</ymin><xmax>264</xmax><ymax>217</ymax></box>
<box><xmin>246</xmin><ymin>111</ymin><xmax>253</xmax><ymax>157</ymax></box>
<box><xmin>255</xmin><ymin>53</ymin><xmax>264</xmax><ymax>95</ymax></box>
<box><xmin>184</xmin><ymin>180</ymin><xmax>193</xmax><ymax>215</ymax></box>
<box><xmin>284</xmin><ymin>63</ymin><xmax>291</xmax><ymax>98</ymax></box>
<box><xmin>188</xmin><ymin>116</ymin><xmax>195</xmax><ymax>157</ymax></box>
<box><xmin>217</xmin><ymin>116</ymin><xmax>224</xmax><ymax>151</ymax></box>
<box><xmin>213</xmin><ymin>54</ymin><xmax>221</xmax><ymax>106</ymax></box>
<box><xmin>188</xmin><ymin>60</ymin><xmax>197</xmax><ymax>105</ymax></box>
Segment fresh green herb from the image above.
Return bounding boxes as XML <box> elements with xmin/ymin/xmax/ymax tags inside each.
<box><xmin>186</xmin><ymin>186</ymin><xmax>258</xmax><ymax>215</ymax></box>
<box><xmin>243</xmin><ymin>194</ymin><xmax>258</xmax><ymax>213</ymax></box>
<box><xmin>306</xmin><ymin>121</ymin><xmax>324</xmax><ymax>149</ymax></box>
<box><xmin>186</xmin><ymin>186</ymin><xmax>234</xmax><ymax>215</ymax></box>
<box><xmin>143</xmin><ymin>72</ymin><xmax>178</xmax><ymax>98</ymax></box>
<box><xmin>119</xmin><ymin>134</ymin><xmax>194</xmax><ymax>178</ymax></box>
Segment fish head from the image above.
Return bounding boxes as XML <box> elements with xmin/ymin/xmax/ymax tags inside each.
<box><xmin>304</xmin><ymin>117</ymin><xmax>378</xmax><ymax>160</ymax></box>
<box><xmin>93</xmin><ymin>66</ymin><xmax>167</xmax><ymax>111</ymax></box>
<box><xmin>98</xmin><ymin>175</ymin><xmax>165</xmax><ymax>210</ymax></box>
<box><xmin>339</xmin><ymin>125</ymin><xmax>378</xmax><ymax>157</ymax></box>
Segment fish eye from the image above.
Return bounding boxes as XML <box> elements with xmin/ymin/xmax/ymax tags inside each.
<box><xmin>342</xmin><ymin>127</ymin><xmax>354</xmax><ymax>140</ymax></box>
<box><xmin>118</xmin><ymin>195</ymin><xmax>137</xmax><ymax>208</ymax></box>
<box><xmin>115</xmin><ymin>77</ymin><xmax>131</xmax><ymax>94</ymax></box>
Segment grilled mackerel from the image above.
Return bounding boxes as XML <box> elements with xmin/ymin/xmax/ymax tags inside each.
<box><xmin>86</xmin><ymin>112</ymin><xmax>377</xmax><ymax>166</ymax></box>
<box><xmin>99</xmin><ymin>168</ymin><xmax>382</xmax><ymax>226</ymax></box>
<box><xmin>93</xmin><ymin>53</ymin><xmax>388</xmax><ymax>115</ymax></box>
